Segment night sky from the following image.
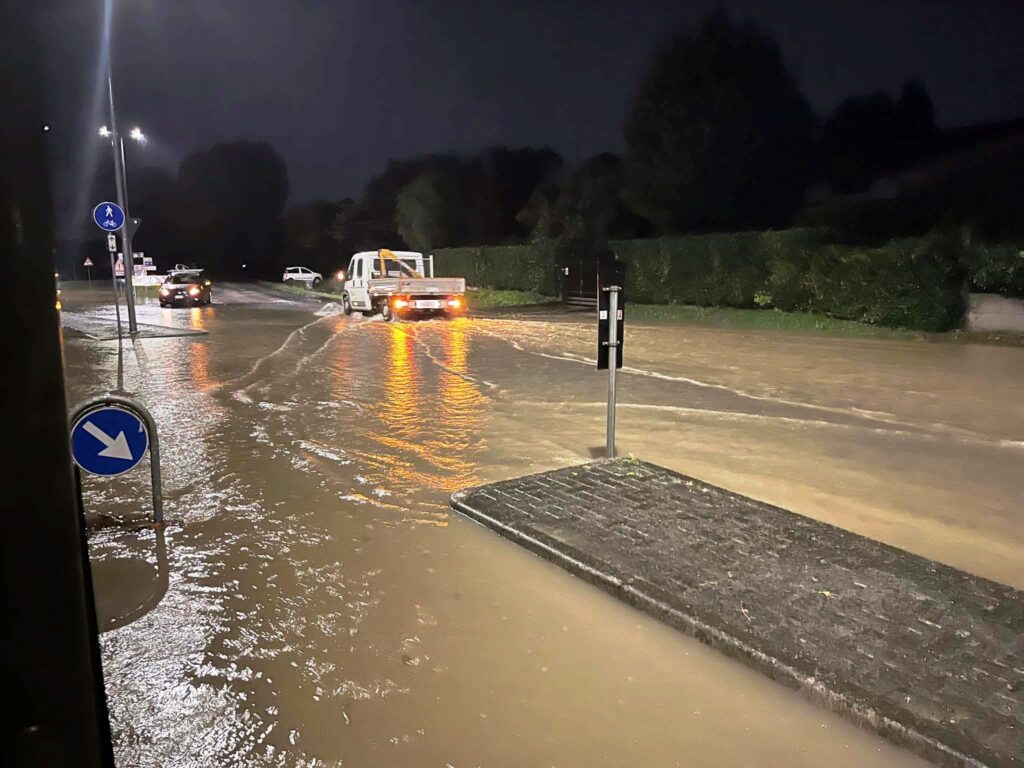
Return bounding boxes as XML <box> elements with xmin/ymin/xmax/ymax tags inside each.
<box><xmin>42</xmin><ymin>0</ymin><xmax>1024</xmax><ymax>228</ymax></box>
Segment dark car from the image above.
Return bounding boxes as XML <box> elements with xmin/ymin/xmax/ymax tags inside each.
<box><xmin>159</xmin><ymin>272</ymin><xmax>212</xmax><ymax>307</ymax></box>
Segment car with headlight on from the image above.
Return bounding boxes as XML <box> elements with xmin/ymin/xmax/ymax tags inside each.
<box><xmin>341</xmin><ymin>249</ymin><xmax>465</xmax><ymax>321</ymax></box>
<box><xmin>159</xmin><ymin>272</ymin><xmax>212</xmax><ymax>307</ymax></box>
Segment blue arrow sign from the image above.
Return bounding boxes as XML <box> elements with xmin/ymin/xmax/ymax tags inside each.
<box><xmin>93</xmin><ymin>201</ymin><xmax>125</xmax><ymax>232</ymax></box>
<box><xmin>71</xmin><ymin>405</ymin><xmax>149</xmax><ymax>476</ymax></box>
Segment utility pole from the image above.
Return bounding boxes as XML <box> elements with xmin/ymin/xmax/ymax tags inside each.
<box><xmin>105</xmin><ymin>38</ymin><xmax>137</xmax><ymax>335</ymax></box>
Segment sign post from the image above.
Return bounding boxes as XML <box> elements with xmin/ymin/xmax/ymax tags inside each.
<box><xmin>83</xmin><ymin>256</ymin><xmax>94</xmax><ymax>283</ymax></box>
<box><xmin>606</xmin><ymin>287</ymin><xmax>620</xmax><ymax>457</ymax></box>
<box><xmin>69</xmin><ymin>394</ymin><xmax>163</xmax><ymax>524</ymax></box>
<box><xmin>96</xmin><ymin>204</ymin><xmax>125</xmax><ymax>337</ymax></box>
<box><xmin>597</xmin><ymin>260</ymin><xmax>626</xmax><ymax>458</ymax></box>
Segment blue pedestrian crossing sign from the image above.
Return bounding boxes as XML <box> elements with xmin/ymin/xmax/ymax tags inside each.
<box><xmin>71</xmin><ymin>404</ymin><xmax>149</xmax><ymax>476</ymax></box>
<box><xmin>93</xmin><ymin>201</ymin><xmax>125</xmax><ymax>232</ymax></box>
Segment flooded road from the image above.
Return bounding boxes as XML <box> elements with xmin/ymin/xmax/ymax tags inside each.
<box><xmin>61</xmin><ymin>283</ymin><xmax>1022</xmax><ymax>766</ymax></box>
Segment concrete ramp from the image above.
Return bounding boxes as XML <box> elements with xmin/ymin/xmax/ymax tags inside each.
<box><xmin>451</xmin><ymin>459</ymin><xmax>1023</xmax><ymax>767</ymax></box>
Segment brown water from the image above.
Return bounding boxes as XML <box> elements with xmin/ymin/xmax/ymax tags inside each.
<box><xmin>62</xmin><ymin>283</ymin><xmax>1022</xmax><ymax>766</ymax></box>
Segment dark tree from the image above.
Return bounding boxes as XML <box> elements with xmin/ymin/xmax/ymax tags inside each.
<box><xmin>821</xmin><ymin>79</ymin><xmax>936</xmax><ymax>193</ymax></box>
<box><xmin>623</xmin><ymin>11</ymin><xmax>816</xmax><ymax>233</ymax></box>
<box><xmin>897</xmin><ymin>79</ymin><xmax>936</xmax><ymax>140</ymax></box>
<box><xmin>125</xmin><ymin>166</ymin><xmax>189</xmax><ymax>269</ymax></box>
<box><xmin>331</xmin><ymin>146</ymin><xmax>562</xmax><ymax>256</ymax></box>
<box><xmin>85</xmin><ymin>161</ymin><xmax>187</xmax><ymax>271</ymax></box>
<box><xmin>521</xmin><ymin>153</ymin><xmax>647</xmax><ymax>245</ymax></box>
<box><xmin>469</xmin><ymin>146</ymin><xmax>563</xmax><ymax>242</ymax></box>
<box><xmin>331</xmin><ymin>156</ymin><xmax>443</xmax><ymax>254</ymax></box>
<box><xmin>284</xmin><ymin>199</ymin><xmax>348</xmax><ymax>272</ymax></box>
<box><xmin>395</xmin><ymin>169</ymin><xmax>459</xmax><ymax>252</ymax></box>
<box><xmin>175</xmin><ymin>141</ymin><xmax>289</xmax><ymax>277</ymax></box>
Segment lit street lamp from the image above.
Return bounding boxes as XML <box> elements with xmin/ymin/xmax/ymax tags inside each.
<box><xmin>100</xmin><ymin>124</ymin><xmax>147</xmax><ymax>143</ymax></box>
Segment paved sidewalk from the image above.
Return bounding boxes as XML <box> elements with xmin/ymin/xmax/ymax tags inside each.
<box><xmin>451</xmin><ymin>459</ymin><xmax>1023</xmax><ymax>767</ymax></box>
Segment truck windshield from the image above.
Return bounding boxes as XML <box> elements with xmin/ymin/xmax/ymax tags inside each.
<box><xmin>372</xmin><ymin>258</ymin><xmax>421</xmax><ymax>278</ymax></box>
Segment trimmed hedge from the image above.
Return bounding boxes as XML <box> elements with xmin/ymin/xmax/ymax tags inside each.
<box><xmin>435</xmin><ymin>230</ymin><xmax>1019</xmax><ymax>331</ymax></box>
<box><xmin>962</xmin><ymin>242</ymin><xmax>1024</xmax><ymax>298</ymax></box>
<box><xmin>434</xmin><ymin>243</ymin><xmax>559</xmax><ymax>295</ymax></box>
<box><xmin>610</xmin><ymin>229</ymin><xmax>826</xmax><ymax>307</ymax></box>
<box><xmin>800</xmin><ymin>236</ymin><xmax>966</xmax><ymax>332</ymax></box>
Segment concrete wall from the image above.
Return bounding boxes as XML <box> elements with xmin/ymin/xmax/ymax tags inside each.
<box><xmin>966</xmin><ymin>293</ymin><xmax>1024</xmax><ymax>332</ymax></box>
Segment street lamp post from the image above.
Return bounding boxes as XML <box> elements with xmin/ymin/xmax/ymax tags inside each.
<box><xmin>103</xmin><ymin>63</ymin><xmax>139</xmax><ymax>334</ymax></box>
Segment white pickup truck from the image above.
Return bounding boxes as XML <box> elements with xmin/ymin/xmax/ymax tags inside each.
<box><xmin>342</xmin><ymin>249</ymin><xmax>466</xmax><ymax>321</ymax></box>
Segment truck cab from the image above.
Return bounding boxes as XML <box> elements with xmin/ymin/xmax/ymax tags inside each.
<box><xmin>342</xmin><ymin>249</ymin><xmax>466</xmax><ymax>321</ymax></box>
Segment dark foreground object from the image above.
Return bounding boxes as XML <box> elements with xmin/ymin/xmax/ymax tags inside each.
<box><xmin>451</xmin><ymin>459</ymin><xmax>1023</xmax><ymax>767</ymax></box>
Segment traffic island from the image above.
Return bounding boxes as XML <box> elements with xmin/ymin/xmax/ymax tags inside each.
<box><xmin>451</xmin><ymin>459</ymin><xmax>1023</xmax><ymax>767</ymax></box>
<box><xmin>61</xmin><ymin>312</ymin><xmax>208</xmax><ymax>340</ymax></box>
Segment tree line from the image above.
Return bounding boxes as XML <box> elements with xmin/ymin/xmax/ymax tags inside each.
<box><xmin>92</xmin><ymin>10</ymin><xmax>946</xmax><ymax>278</ymax></box>
<box><xmin>290</xmin><ymin>10</ymin><xmax>942</xmax><ymax>273</ymax></box>
<box><xmin>85</xmin><ymin>140</ymin><xmax>289</xmax><ymax>278</ymax></box>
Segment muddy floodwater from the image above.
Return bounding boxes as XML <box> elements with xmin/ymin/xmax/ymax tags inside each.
<box><xmin>61</xmin><ymin>283</ymin><xmax>1022</xmax><ymax>766</ymax></box>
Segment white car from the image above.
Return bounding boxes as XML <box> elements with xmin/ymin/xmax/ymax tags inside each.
<box><xmin>168</xmin><ymin>263</ymin><xmax>203</xmax><ymax>277</ymax></box>
<box><xmin>282</xmin><ymin>266</ymin><xmax>323</xmax><ymax>287</ymax></box>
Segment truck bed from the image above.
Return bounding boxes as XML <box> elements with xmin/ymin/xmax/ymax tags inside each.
<box><xmin>368</xmin><ymin>277</ymin><xmax>465</xmax><ymax>295</ymax></box>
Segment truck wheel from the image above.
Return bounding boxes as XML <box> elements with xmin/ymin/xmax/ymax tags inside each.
<box><xmin>380</xmin><ymin>301</ymin><xmax>395</xmax><ymax>322</ymax></box>
<box><xmin>342</xmin><ymin>293</ymin><xmax>353</xmax><ymax>315</ymax></box>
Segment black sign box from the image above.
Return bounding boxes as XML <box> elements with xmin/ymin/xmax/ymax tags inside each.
<box><xmin>597</xmin><ymin>260</ymin><xmax>626</xmax><ymax>370</ymax></box>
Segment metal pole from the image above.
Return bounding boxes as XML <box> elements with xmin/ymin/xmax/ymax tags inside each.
<box><xmin>606</xmin><ymin>286</ymin><xmax>619</xmax><ymax>458</ymax></box>
<box><xmin>109</xmin><ymin>251</ymin><xmax>123</xmax><ymax>340</ymax></box>
<box><xmin>106</xmin><ymin>55</ymin><xmax>137</xmax><ymax>335</ymax></box>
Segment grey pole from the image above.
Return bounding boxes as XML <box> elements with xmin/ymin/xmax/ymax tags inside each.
<box><xmin>606</xmin><ymin>286</ymin><xmax>619</xmax><ymax>458</ymax></box>
<box><xmin>106</xmin><ymin>57</ymin><xmax>137</xmax><ymax>335</ymax></box>
<box><xmin>108</xmin><ymin>251</ymin><xmax>123</xmax><ymax>340</ymax></box>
